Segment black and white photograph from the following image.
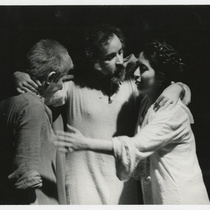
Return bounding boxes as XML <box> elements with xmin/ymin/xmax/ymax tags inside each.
<box><xmin>0</xmin><ymin>3</ymin><xmax>210</xmax><ymax>206</ymax></box>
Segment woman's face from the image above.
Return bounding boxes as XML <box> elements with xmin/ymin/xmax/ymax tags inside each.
<box><xmin>134</xmin><ymin>52</ymin><xmax>156</xmax><ymax>91</ymax></box>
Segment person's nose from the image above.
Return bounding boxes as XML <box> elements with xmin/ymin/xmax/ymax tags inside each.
<box><xmin>116</xmin><ymin>53</ymin><xmax>123</xmax><ymax>65</ymax></box>
<box><xmin>134</xmin><ymin>67</ymin><xmax>141</xmax><ymax>82</ymax></box>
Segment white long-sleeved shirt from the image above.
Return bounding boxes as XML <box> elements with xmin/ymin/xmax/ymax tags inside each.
<box><xmin>113</xmin><ymin>100</ymin><xmax>209</xmax><ymax>204</ymax></box>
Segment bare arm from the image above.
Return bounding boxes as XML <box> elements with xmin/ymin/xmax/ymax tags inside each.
<box><xmin>13</xmin><ymin>71</ymin><xmax>73</xmax><ymax>107</ymax></box>
<box><xmin>55</xmin><ymin>124</ymin><xmax>113</xmax><ymax>153</ymax></box>
<box><xmin>55</xmin><ymin>103</ymin><xmax>188</xmax><ymax>181</ymax></box>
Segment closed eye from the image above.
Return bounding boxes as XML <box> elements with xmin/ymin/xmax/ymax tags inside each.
<box><xmin>104</xmin><ymin>48</ymin><xmax>123</xmax><ymax>61</ymax></box>
<box><xmin>105</xmin><ymin>53</ymin><xmax>116</xmax><ymax>61</ymax></box>
<box><xmin>140</xmin><ymin>64</ymin><xmax>148</xmax><ymax>73</ymax></box>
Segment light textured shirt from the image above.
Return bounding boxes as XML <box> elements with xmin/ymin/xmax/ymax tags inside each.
<box><xmin>113</xmin><ymin>100</ymin><xmax>209</xmax><ymax>204</ymax></box>
<box><xmin>51</xmin><ymin>79</ymin><xmax>141</xmax><ymax>204</ymax></box>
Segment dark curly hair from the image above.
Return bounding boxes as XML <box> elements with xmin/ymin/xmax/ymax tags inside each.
<box><xmin>85</xmin><ymin>24</ymin><xmax>125</xmax><ymax>61</ymax></box>
<box><xmin>143</xmin><ymin>40</ymin><xmax>184</xmax><ymax>85</ymax></box>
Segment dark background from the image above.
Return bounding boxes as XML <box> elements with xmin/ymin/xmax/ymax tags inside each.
<box><xmin>0</xmin><ymin>5</ymin><xmax>210</xmax><ymax>197</ymax></box>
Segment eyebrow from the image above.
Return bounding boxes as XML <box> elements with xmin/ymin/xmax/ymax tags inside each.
<box><xmin>104</xmin><ymin>47</ymin><xmax>123</xmax><ymax>59</ymax></box>
<box><xmin>104</xmin><ymin>52</ymin><xmax>116</xmax><ymax>59</ymax></box>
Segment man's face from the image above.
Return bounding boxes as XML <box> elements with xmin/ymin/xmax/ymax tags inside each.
<box><xmin>134</xmin><ymin>52</ymin><xmax>156</xmax><ymax>91</ymax></box>
<box><xmin>95</xmin><ymin>34</ymin><xmax>125</xmax><ymax>83</ymax></box>
<box><xmin>44</xmin><ymin>62</ymin><xmax>74</xmax><ymax>102</ymax></box>
<box><xmin>45</xmin><ymin>75</ymin><xmax>67</xmax><ymax>98</ymax></box>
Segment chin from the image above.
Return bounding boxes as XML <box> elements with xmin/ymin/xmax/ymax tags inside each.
<box><xmin>136</xmin><ymin>82</ymin><xmax>143</xmax><ymax>90</ymax></box>
<box><xmin>111</xmin><ymin>76</ymin><xmax>124</xmax><ymax>84</ymax></box>
<box><xmin>111</xmin><ymin>69</ymin><xmax>125</xmax><ymax>84</ymax></box>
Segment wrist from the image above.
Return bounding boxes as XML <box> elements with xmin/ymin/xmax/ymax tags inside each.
<box><xmin>85</xmin><ymin>138</ymin><xmax>94</xmax><ymax>150</ymax></box>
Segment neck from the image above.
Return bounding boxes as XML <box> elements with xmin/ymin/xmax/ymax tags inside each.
<box><xmin>143</xmin><ymin>85</ymin><xmax>162</xmax><ymax>104</ymax></box>
<box><xmin>145</xmin><ymin>81</ymin><xmax>170</xmax><ymax>104</ymax></box>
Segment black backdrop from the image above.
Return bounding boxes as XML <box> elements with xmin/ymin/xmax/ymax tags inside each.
<box><xmin>0</xmin><ymin>5</ymin><xmax>210</xmax><ymax>197</ymax></box>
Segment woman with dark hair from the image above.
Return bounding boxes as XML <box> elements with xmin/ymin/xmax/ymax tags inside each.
<box><xmin>55</xmin><ymin>40</ymin><xmax>209</xmax><ymax>204</ymax></box>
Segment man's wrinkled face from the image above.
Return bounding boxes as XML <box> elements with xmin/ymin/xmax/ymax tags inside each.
<box><xmin>95</xmin><ymin>34</ymin><xmax>125</xmax><ymax>83</ymax></box>
<box><xmin>44</xmin><ymin>58</ymin><xmax>74</xmax><ymax>103</ymax></box>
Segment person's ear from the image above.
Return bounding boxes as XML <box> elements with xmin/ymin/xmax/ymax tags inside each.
<box><xmin>46</xmin><ymin>71</ymin><xmax>56</xmax><ymax>85</ymax></box>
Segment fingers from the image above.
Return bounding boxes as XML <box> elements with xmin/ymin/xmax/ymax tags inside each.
<box><xmin>154</xmin><ymin>97</ymin><xmax>172</xmax><ymax>111</ymax></box>
<box><xmin>58</xmin><ymin>147</ymin><xmax>68</xmax><ymax>153</ymax></box>
<box><xmin>158</xmin><ymin>100</ymin><xmax>173</xmax><ymax>111</ymax></box>
<box><xmin>154</xmin><ymin>96</ymin><xmax>162</xmax><ymax>110</ymax></box>
<box><xmin>56</xmin><ymin>131</ymin><xmax>73</xmax><ymax>142</ymax></box>
<box><xmin>59</xmin><ymin>147</ymin><xmax>74</xmax><ymax>153</ymax></box>
<box><xmin>54</xmin><ymin>141</ymin><xmax>72</xmax><ymax>147</ymax></box>
<box><xmin>17</xmin><ymin>86</ymin><xmax>36</xmax><ymax>94</ymax></box>
<box><xmin>27</xmin><ymin>80</ymin><xmax>40</xmax><ymax>89</ymax></box>
<box><xmin>154</xmin><ymin>96</ymin><xmax>165</xmax><ymax>111</ymax></box>
<box><xmin>23</xmin><ymin>82</ymin><xmax>39</xmax><ymax>93</ymax></box>
<box><xmin>56</xmin><ymin>145</ymin><xmax>70</xmax><ymax>153</ymax></box>
<box><xmin>17</xmin><ymin>81</ymin><xmax>39</xmax><ymax>94</ymax></box>
<box><xmin>63</xmin><ymin>75</ymin><xmax>74</xmax><ymax>82</ymax></box>
<box><xmin>154</xmin><ymin>95</ymin><xmax>162</xmax><ymax>107</ymax></box>
<box><xmin>158</xmin><ymin>98</ymin><xmax>169</xmax><ymax>108</ymax></box>
<box><xmin>66</xmin><ymin>124</ymin><xmax>79</xmax><ymax>133</ymax></box>
<box><xmin>54</xmin><ymin>140</ymin><xmax>75</xmax><ymax>153</ymax></box>
<box><xmin>56</xmin><ymin>130</ymin><xmax>77</xmax><ymax>146</ymax></box>
<box><xmin>17</xmin><ymin>87</ymin><xmax>26</xmax><ymax>94</ymax></box>
<box><xmin>34</xmin><ymin>80</ymin><xmax>42</xmax><ymax>87</ymax></box>
<box><xmin>55</xmin><ymin>127</ymin><xmax>77</xmax><ymax>139</ymax></box>
<box><xmin>163</xmin><ymin>100</ymin><xmax>173</xmax><ymax>109</ymax></box>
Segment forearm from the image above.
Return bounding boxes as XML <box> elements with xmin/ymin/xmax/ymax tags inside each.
<box><xmin>85</xmin><ymin>138</ymin><xmax>113</xmax><ymax>152</ymax></box>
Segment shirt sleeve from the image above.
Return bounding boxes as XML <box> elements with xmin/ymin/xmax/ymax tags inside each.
<box><xmin>176</xmin><ymin>82</ymin><xmax>191</xmax><ymax>106</ymax></box>
<box><xmin>47</xmin><ymin>81</ymin><xmax>70</xmax><ymax>107</ymax></box>
<box><xmin>8</xmin><ymin>99</ymin><xmax>45</xmax><ymax>189</ymax></box>
<box><xmin>112</xmin><ymin>104</ymin><xmax>187</xmax><ymax>181</ymax></box>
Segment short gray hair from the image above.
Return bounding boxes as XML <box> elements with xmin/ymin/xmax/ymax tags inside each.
<box><xmin>27</xmin><ymin>39</ymin><xmax>73</xmax><ymax>82</ymax></box>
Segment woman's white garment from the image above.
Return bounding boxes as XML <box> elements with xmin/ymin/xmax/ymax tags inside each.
<box><xmin>113</xmin><ymin>100</ymin><xmax>209</xmax><ymax>204</ymax></box>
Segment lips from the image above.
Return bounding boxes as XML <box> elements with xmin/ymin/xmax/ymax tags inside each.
<box><xmin>135</xmin><ymin>81</ymin><xmax>144</xmax><ymax>90</ymax></box>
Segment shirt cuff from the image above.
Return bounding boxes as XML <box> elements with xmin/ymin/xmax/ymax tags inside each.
<box><xmin>8</xmin><ymin>170</ymin><xmax>42</xmax><ymax>189</ymax></box>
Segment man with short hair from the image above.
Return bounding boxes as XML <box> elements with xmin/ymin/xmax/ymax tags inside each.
<box><xmin>0</xmin><ymin>39</ymin><xmax>73</xmax><ymax>204</ymax></box>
